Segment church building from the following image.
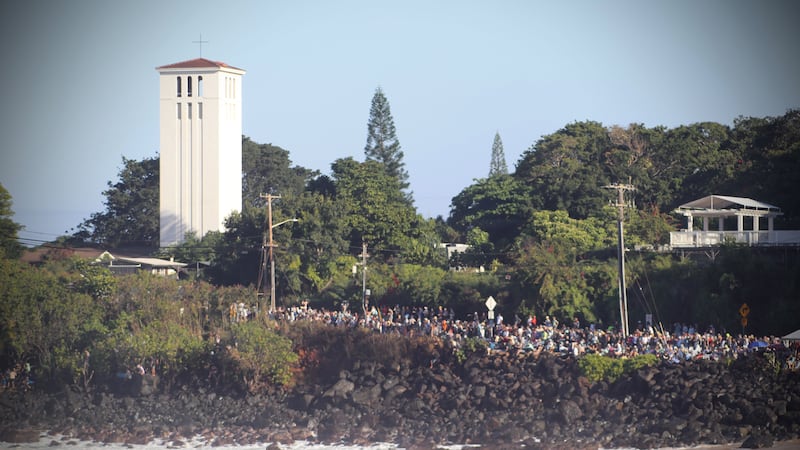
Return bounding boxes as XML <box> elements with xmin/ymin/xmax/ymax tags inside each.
<box><xmin>156</xmin><ymin>58</ymin><xmax>245</xmax><ymax>246</ymax></box>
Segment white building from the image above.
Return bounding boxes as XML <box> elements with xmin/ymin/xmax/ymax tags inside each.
<box><xmin>156</xmin><ymin>58</ymin><xmax>245</xmax><ymax>246</ymax></box>
<box><xmin>670</xmin><ymin>195</ymin><xmax>800</xmax><ymax>248</ymax></box>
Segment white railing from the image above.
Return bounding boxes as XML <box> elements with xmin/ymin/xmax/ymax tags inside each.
<box><xmin>670</xmin><ymin>230</ymin><xmax>800</xmax><ymax>248</ymax></box>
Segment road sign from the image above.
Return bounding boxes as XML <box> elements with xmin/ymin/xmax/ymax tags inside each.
<box><xmin>739</xmin><ymin>303</ymin><xmax>750</xmax><ymax>317</ymax></box>
<box><xmin>485</xmin><ymin>296</ymin><xmax>496</xmax><ymax>311</ymax></box>
<box><xmin>488</xmin><ymin>311</ymin><xmax>495</xmax><ymax>320</ymax></box>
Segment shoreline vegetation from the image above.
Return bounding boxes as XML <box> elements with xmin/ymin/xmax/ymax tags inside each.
<box><xmin>2</xmin><ymin>318</ymin><xmax>799</xmax><ymax>450</ymax></box>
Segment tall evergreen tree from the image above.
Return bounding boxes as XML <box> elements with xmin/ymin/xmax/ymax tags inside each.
<box><xmin>74</xmin><ymin>156</ymin><xmax>159</xmax><ymax>248</ymax></box>
<box><xmin>0</xmin><ymin>183</ymin><xmax>24</xmax><ymax>258</ymax></box>
<box><xmin>364</xmin><ymin>87</ymin><xmax>409</xmax><ymax>192</ymax></box>
<box><xmin>489</xmin><ymin>131</ymin><xmax>508</xmax><ymax>177</ymax></box>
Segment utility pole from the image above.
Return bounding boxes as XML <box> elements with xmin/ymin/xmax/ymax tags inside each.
<box><xmin>603</xmin><ymin>182</ymin><xmax>635</xmax><ymax>338</ymax></box>
<box><xmin>360</xmin><ymin>241</ymin><xmax>369</xmax><ymax>316</ymax></box>
<box><xmin>257</xmin><ymin>193</ymin><xmax>280</xmax><ymax>314</ymax></box>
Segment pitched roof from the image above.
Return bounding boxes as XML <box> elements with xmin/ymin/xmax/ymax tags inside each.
<box><xmin>112</xmin><ymin>256</ymin><xmax>187</xmax><ymax>269</ymax></box>
<box><xmin>676</xmin><ymin>195</ymin><xmax>781</xmax><ymax>212</ymax></box>
<box><xmin>20</xmin><ymin>246</ymin><xmax>106</xmax><ymax>265</ymax></box>
<box><xmin>156</xmin><ymin>58</ymin><xmax>244</xmax><ymax>72</ymax></box>
<box><xmin>783</xmin><ymin>329</ymin><xmax>800</xmax><ymax>341</ymax></box>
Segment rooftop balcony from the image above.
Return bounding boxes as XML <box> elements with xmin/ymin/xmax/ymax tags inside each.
<box><xmin>670</xmin><ymin>230</ymin><xmax>800</xmax><ymax>248</ymax></box>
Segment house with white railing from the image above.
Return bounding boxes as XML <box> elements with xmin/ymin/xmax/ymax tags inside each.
<box><xmin>670</xmin><ymin>195</ymin><xmax>800</xmax><ymax>248</ymax></box>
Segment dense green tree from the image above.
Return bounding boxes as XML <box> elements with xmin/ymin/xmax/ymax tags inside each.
<box><xmin>515</xmin><ymin>121</ymin><xmax>612</xmax><ymax>219</ymax></box>
<box><xmin>74</xmin><ymin>156</ymin><xmax>159</xmax><ymax>248</ymax></box>
<box><xmin>489</xmin><ymin>131</ymin><xmax>508</xmax><ymax>177</ymax></box>
<box><xmin>726</xmin><ymin>110</ymin><xmax>800</xmax><ymax>227</ymax></box>
<box><xmin>604</xmin><ymin>123</ymin><xmax>668</xmax><ymax>209</ymax></box>
<box><xmin>276</xmin><ymin>191</ymin><xmax>350</xmax><ymax>298</ymax></box>
<box><xmin>656</xmin><ymin>122</ymin><xmax>733</xmax><ymax>207</ymax></box>
<box><xmin>331</xmin><ymin>157</ymin><xmax>417</xmax><ymax>255</ymax></box>
<box><xmin>205</xmin><ymin>209</ymin><xmax>264</xmax><ymax>287</ymax></box>
<box><xmin>242</xmin><ymin>136</ymin><xmax>317</xmax><ymax>208</ymax></box>
<box><xmin>432</xmin><ymin>216</ymin><xmax>460</xmax><ymax>243</ymax></box>
<box><xmin>364</xmin><ymin>87</ymin><xmax>409</xmax><ymax>193</ymax></box>
<box><xmin>519</xmin><ymin>210</ymin><xmax>614</xmax><ymax>255</ymax></box>
<box><xmin>0</xmin><ymin>183</ymin><xmax>23</xmax><ymax>259</ymax></box>
<box><xmin>0</xmin><ymin>258</ymin><xmax>106</xmax><ymax>382</ymax></box>
<box><xmin>401</xmin><ymin>216</ymin><xmax>450</xmax><ymax>268</ymax></box>
<box><xmin>374</xmin><ymin>262</ymin><xmax>447</xmax><ymax>308</ymax></box>
<box><xmin>449</xmin><ymin>175</ymin><xmax>532</xmax><ymax>254</ymax></box>
<box><xmin>512</xmin><ymin>210</ymin><xmax>617</xmax><ymax>323</ymax></box>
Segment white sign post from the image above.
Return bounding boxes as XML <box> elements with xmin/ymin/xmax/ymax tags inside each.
<box><xmin>485</xmin><ymin>296</ymin><xmax>496</xmax><ymax>320</ymax></box>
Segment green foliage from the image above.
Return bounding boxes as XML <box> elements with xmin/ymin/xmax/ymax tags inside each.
<box><xmin>521</xmin><ymin>210</ymin><xmax>613</xmax><ymax>253</ymax></box>
<box><xmin>242</xmin><ymin>136</ymin><xmax>318</xmax><ymax>208</ymax></box>
<box><xmin>578</xmin><ymin>353</ymin><xmax>658</xmax><ymax>383</ymax></box>
<box><xmin>74</xmin><ymin>156</ymin><xmax>159</xmax><ymax>248</ymax></box>
<box><xmin>0</xmin><ymin>258</ymin><xmax>106</xmax><ymax>381</ymax></box>
<box><xmin>97</xmin><ymin>317</ymin><xmax>208</xmax><ymax>381</ymax></box>
<box><xmin>439</xmin><ymin>271</ymin><xmax>507</xmax><ymax>318</ymax></box>
<box><xmin>229</xmin><ymin>320</ymin><xmax>298</xmax><ymax>389</ymax></box>
<box><xmin>205</xmin><ymin>209</ymin><xmax>264</xmax><ymax>287</ymax></box>
<box><xmin>0</xmin><ymin>183</ymin><xmax>24</xmax><ymax>259</ymax></box>
<box><xmin>455</xmin><ymin>336</ymin><xmax>489</xmax><ymax>363</ymax></box>
<box><xmin>489</xmin><ymin>132</ymin><xmax>508</xmax><ymax>177</ymax></box>
<box><xmin>515</xmin><ymin>121</ymin><xmax>612</xmax><ymax>219</ymax></box>
<box><xmin>282</xmin><ymin>191</ymin><xmax>350</xmax><ymax>296</ymax></box>
<box><xmin>331</xmin><ymin>157</ymin><xmax>417</xmax><ymax>253</ymax></box>
<box><xmin>67</xmin><ymin>257</ymin><xmax>117</xmax><ymax>298</ymax></box>
<box><xmin>512</xmin><ymin>211</ymin><xmax>617</xmax><ymax>322</ymax></box>
<box><xmin>157</xmin><ymin>231</ymin><xmax>220</xmax><ymax>277</ymax></box>
<box><xmin>378</xmin><ymin>263</ymin><xmax>447</xmax><ymax>307</ymax></box>
<box><xmin>625</xmin><ymin>206</ymin><xmax>675</xmax><ymax>247</ymax></box>
<box><xmin>449</xmin><ymin>175</ymin><xmax>532</xmax><ymax>254</ymax></box>
<box><xmin>624</xmin><ymin>248</ymin><xmax>800</xmax><ymax>336</ymax></box>
<box><xmin>364</xmin><ymin>87</ymin><xmax>409</xmax><ymax>191</ymax></box>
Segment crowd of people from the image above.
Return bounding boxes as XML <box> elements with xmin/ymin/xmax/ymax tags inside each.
<box><xmin>267</xmin><ymin>302</ymin><xmax>800</xmax><ymax>367</ymax></box>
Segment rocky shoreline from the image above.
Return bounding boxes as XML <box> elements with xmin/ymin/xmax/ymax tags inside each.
<box><xmin>1</xmin><ymin>351</ymin><xmax>799</xmax><ymax>450</ymax></box>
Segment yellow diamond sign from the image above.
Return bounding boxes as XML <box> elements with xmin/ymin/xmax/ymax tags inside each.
<box><xmin>739</xmin><ymin>303</ymin><xmax>750</xmax><ymax>318</ymax></box>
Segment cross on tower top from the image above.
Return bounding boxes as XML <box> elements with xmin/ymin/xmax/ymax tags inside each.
<box><xmin>192</xmin><ymin>34</ymin><xmax>209</xmax><ymax>57</ymax></box>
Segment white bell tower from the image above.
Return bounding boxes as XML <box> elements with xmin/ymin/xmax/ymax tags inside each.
<box><xmin>157</xmin><ymin>58</ymin><xmax>245</xmax><ymax>246</ymax></box>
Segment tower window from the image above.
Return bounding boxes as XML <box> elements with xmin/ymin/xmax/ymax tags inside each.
<box><xmin>187</xmin><ymin>77</ymin><xmax>192</xmax><ymax>97</ymax></box>
<box><xmin>198</xmin><ymin>76</ymin><xmax>203</xmax><ymax>97</ymax></box>
<box><xmin>177</xmin><ymin>77</ymin><xmax>182</xmax><ymax>97</ymax></box>
<box><xmin>188</xmin><ymin>103</ymin><xmax>192</xmax><ymax>119</ymax></box>
<box><xmin>198</xmin><ymin>103</ymin><xmax>203</xmax><ymax>119</ymax></box>
<box><xmin>176</xmin><ymin>103</ymin><xmax>181</xmax><ymax>119</ymax></box>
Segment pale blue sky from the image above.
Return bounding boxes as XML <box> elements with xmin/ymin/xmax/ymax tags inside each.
<box><xmin>1</xmin><ymin>0</ymin><xmax>798</xmax><ymax>246</ymax></box>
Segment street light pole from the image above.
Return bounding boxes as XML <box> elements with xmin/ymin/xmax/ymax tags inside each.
<box><xmin>258</xmin><ymin>193</ymin><xmax>298</xmax><ymax>315</ymax></box>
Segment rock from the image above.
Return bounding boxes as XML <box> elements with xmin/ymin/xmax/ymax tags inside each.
<box><xmin>323</xmin><ymin>378</ymin><xmax>355</xmax><ymax>398</ymax></box>
<box><xmin>0</xmin><ymin>428</ymin><xmax>41</xmax><ymax>443</ymax></box>
<box><xmin>741</xmin><ymin>430</ymin><xmax>774</xmax><ymax>448</ymax></box>
<box><xmin>558</xmin><ymin>399</ymin><xmax>583</xmax><ymax>425</ymax></box>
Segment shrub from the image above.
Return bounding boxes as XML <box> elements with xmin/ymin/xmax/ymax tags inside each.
<box><xmin>454</xmin><ymin>336</ymin><xmax>489</xmax><ymax>363</ymax></box>
<box><xmin>229</xmin><ymin>320</ymin><xmax>298</xmax><ymax>391</ymax></box>
<box><xmin>578</xmin><ymin>353</ymin><xmax>658</xmax><ymax>383</ymax></box>
<box><xmin>623</xmin><ymin>353</ymin><xmax>659</xmax><ymax>372</ymax></box>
